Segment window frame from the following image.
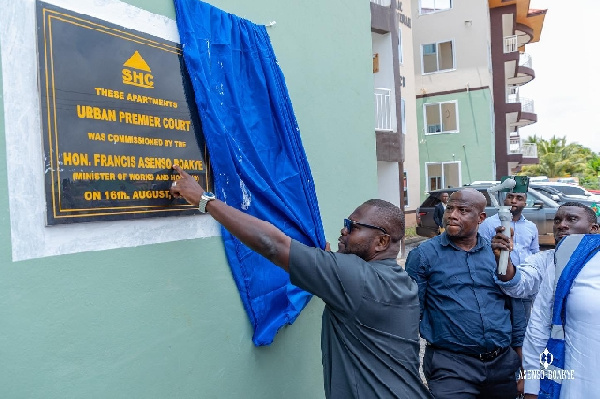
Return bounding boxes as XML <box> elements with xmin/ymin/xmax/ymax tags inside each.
<box><xmin>398</xmin><ymin>26</ymin><xmax>403</xmax><ymax>65</ymax></box>
<box><xmin>423</xmin><ymin>100</ymin><xmax>459</xmax><ymax>135</ymax></box>
<box><xmin>425</xmin><ymin>161</ymin><xmax>462</xmax><ymax>192</ymax></box>
<box><xmin>421</xmin><ymin>39</ymin><xmax>455</xmax><ymax>75</ymax></box>
<box><xmin>419</xmin><ymin>0</ymin><xmax>453</xmax><ymax>15</ymax></box>
<box><xmin>401</xmin><ymin>98</ymin><xmax>406</xmax><ymax>134</ymax></box>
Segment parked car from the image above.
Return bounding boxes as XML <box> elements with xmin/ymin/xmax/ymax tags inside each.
<box><xmin>416</xmin><ymin>183</ymin><xmax>560</xmax><ymax>246</ymax></box>
<box><xmin>529</xmin><ymin>183</ymin><xmax>600</xmax><ymax>222</ymax></box>
<box><xmin>556</xmin><ymin>177</ymin><xmax>578</xmax><ymax>185</ymax></box>
<box><xmin>529</xmin><ymin>176</ymin><xmax>550</xmax><ymax>182</ymax></box>
<box><xmin>530</xmin><ymin>181</ymin><xmax>600</xmax><ymax>202</ymax></box>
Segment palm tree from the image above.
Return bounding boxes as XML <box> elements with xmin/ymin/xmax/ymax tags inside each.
<box><xmin>519</xmin><ymin>135</ymin><xmax>592</xmax><ymax>178</ymax></box>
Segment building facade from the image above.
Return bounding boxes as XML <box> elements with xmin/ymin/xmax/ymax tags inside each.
<box><xmin>489</xmin><ymin>0</ymin><xmax>545</xmax><ymax>178</ymax></box>
<box><xmin>0</xmin><ymin>0</ymin><xmax>377</xmax><ymax>397</ymax></box>
<box><xmin>412</xmin><ymin>0</ymin><xmax>496</xmax><ymax>199</ymax></box>
<box><xmin>371</xmin><ymin>0</ymin><xmax>422</xmax><ymax>227</ymax></box>
<box><xmin>411</xmin><ymin>0</ymin><xmax>545</xmax><ymax>201</ymax></box>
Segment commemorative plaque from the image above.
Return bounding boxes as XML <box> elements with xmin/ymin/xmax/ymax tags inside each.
<box><xmin>36</xmin><ymin>1</ymin><xmax>209</xmax><ymax>225</ymax></box>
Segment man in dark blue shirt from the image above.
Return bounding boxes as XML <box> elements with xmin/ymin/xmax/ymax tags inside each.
<box><xmin>433</xmin><ymin>192</ymin><xmax>449</xmax><ymax>234</ymax></box>
<box><xmin>406</xmin><ymin>188</ymin><xmax>520</xmax><ymax>398</ymax></box>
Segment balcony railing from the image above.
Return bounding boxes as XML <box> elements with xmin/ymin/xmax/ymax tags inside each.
<box><xmin>509</xmin><ymin>138</ymin><xmax>537</xmax><ymax>158</ymax></box>
<box><xmin>374</xmin><ymin>88</ymin><xmax>393</xmax><ymax>131</ymax></box>
<box><xmin>504</xmin><ymin>35</ymin><xmax>518</xmax><ymax>53</ymax></box>
<box><xmin>520</xmin><ymin>97</ymin><xmax>535</xmax><ymax>113</ymax></box>
<box><xmin>507</xmin><ymin>92</ymin><xmax>535</xmax><ymax>113</ymax></box>
<box><xmin>370</xmin><ymin>0</ymin><xmax>391</xmax><ymax>6</ymax></box>
<box><xmin>509</xmin><ymin>137</ymin><xmax>521</xmax><ymax>154</ymax></box>
<box><xmin>519</xmin><ymin>52</ymin><xmax>532</xmax><ymax>69</ymax></box>
<box><xmin>522</xmin><ymin>143</ymin><xmax>538</xmax><ymax>158</ymax></box>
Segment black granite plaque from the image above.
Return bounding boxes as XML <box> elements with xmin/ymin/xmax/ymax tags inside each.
<box><xmin>36</xmin><ymin>1</ymin><xmax>209</xmax><ymax>225</ymax></box>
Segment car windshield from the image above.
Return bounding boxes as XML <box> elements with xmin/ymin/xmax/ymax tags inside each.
<box><xmin>526</xmin><ymin>188</ymin><xmax>560</xmax><ymax>207</ymax></box>
<box><xmin>552</xmin><ymin>185</ymin><xmax>587</xmax><ymax>196</ymax></box>
<box><xmin>534</xmin><ymin>186</ymin><xmax>560</xmax><ymax>195</ymax></box>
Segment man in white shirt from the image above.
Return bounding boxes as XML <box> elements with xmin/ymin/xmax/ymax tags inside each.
<box><xmin>491</xmin><ymin>202</ymin><xmax>599</xmax><ymax>398</ymax></box>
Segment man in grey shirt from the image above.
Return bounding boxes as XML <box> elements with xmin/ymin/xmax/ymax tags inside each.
<box><xmin>171</xmin><ymin>164</ymin><xmax>431</xmax><ymax>399</ymax></box>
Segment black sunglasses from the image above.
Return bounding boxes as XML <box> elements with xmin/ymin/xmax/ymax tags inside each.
<box><xmin>344</xmin><ymin>218</ymin><xmax>388</xmax><ymax>235</ymax></box>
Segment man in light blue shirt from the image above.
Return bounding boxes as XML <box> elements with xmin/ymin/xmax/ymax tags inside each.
<box><xmin>479</xmin><ymin>191</ymin><xmax>539</xmax><ymax>396</ymax></box>
<box><xmin>479</xmin><ymin>192</ymin><xmax>540</xmax><ymax>268</ymax></box>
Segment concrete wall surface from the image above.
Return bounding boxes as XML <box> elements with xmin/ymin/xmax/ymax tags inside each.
<box><xmin>0</xmin><ymin>0</ymin><xmax>375</xmax><ymax>397</ymax></box>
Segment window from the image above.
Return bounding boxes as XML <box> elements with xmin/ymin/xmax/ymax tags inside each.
<box><xmin>420</xmin><ymin>0</ymin><xmax>452</xmax><ymax>14</ymax></box>
<box><xmin>422</xmin><ymin>40</ymin><xmax>454</xmax><ymax>73</ymax></box>
<box><xmin>401</xmin><ymin>98</ymin><xmax>406</xmax><ymax>134</ymax></box>
<box><xmin>426</xmin><ymin>162</ymin><xmax>461</xmax><ymax>192</ymax></box>
<box><xmin>429</xmin><ymin>176</ymin><xmax>442</xmax><ymax>191</ymax></box>
<box><xmin>398</xmin><ymin>27</ymin><xmax>403</xmax><ymax>65</ymax></box>
<box><xmin>424</xmin><ymin>101</ymin><xmax>458</xmax><ymax>134</ymax></box>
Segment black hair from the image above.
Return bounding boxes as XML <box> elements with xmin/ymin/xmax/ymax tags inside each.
<box><xmin>559</xmin><ymin>202</ymin><xmax>598</xmax><ymax>225</ymax></box>
<box><xmin>363</xmin><ymin>199</ymin><xmax>405</xmax><ymax>243</ymax></box>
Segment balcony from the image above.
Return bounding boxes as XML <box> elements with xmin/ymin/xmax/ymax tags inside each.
<box><xmin>522</xmin><ymin>143</ymin><xmax>538</xmax><ymax>158</ymax></box>
<box><xmin>508</xmin><ymin>90</ymin><xmax>535</xmax><ymax>113</ymax></box>
<box><xmin>507</xmin><ymin>52</ymin><xmax>535</xmax><ymax>86</ymax></box>
<box><xmin>519</xmin><ymin>97</ymin><xmax>534</xmax><ymax>113</ymax></box>
<box><xmin>508</xmin><ymin>138</ymin><xmax>538</xmax><ymax>166</ymax></box>
<box><xmin>519</xmin><ymin>53</ymin><xmax>532</xmax><ymax>69</ymax></box>
<box><xmin>508</xmin><ymin>136</ymin><xmax>538</xmax><ymax>165</ymax></box>
<box><xmin>506</xmin><ymin>88</ymin><xmax>537</xmax><ymax>130</ymax></box>
<box><xmin>374</xmin><ymin>88</ymin><xmax>393</xmax><ymax>131</ymax></box>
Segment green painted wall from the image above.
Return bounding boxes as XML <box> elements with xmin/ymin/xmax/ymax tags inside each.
<box><xmin>416</xmin><ymin>88</ymin><xmax>495</xmax><ymax>201</ymax></box>
<box><xmin>0</xmin><ymin>1</ymin><xmax>375</xmax><ymax>398</ymax></box>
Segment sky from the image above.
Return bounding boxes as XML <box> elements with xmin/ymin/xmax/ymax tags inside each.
<box><xmin>519</xmin><ymin>0</ymin><xmax>600</xmax><ymax>154</ymax></box>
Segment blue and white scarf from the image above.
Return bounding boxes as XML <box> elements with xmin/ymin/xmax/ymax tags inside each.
<box><xmin>539</xmin><ymin>235</ymin><xmax>600</xmax><ymax>398</ymax></box>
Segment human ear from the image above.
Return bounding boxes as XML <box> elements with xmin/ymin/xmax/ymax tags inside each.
<box><xmin>375</xmin><ymin>234</ymin><xmax>391</xmax><ymax>251</ymax></box>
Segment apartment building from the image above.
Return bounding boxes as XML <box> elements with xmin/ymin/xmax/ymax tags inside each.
<box><xmin>371</xmin><ymin>0</ymin><xmax>421</xmax><ymax>226</ymax></box>
<box><xmin>412</xmin><ymin>0</ymin><xmax>497</xmax><ymax>198</ymax></box>
<box><xmin>410</xmin><ymin>0</ymin><xmax>545</xmax><ymax>201</ymax></box>
<box><xmin>489</xmin><ymin>0</ymin><xmax>546</xmax><ymax>178</ymax></box>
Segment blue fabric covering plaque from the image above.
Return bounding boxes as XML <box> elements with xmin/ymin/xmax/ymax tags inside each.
<box><xmin>173</xmin><ymin>0</ymin><xmax>326</xmax><ymax>346</ymax></box>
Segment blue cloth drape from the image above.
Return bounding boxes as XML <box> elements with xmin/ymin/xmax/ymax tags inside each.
<box><xmin>173</xmin><ymin>0</ymin><xmax>326</xmax><ymax>346</ymax></box>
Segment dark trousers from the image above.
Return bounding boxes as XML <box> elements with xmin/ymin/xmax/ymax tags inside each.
<box><xmin>423</xmin><ymin>345</ymin><xmax>520</xmax><ymax>399</ymax></box>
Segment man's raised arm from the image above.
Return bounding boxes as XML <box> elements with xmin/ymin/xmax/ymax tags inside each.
<box><xmin>170</xmin><ymin>165</ymin><xmax>292</xmax><ymax>271</ymax></box>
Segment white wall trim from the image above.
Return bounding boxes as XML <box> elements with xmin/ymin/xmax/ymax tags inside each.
<box><xmin>0</xmin><ymin>0</ymin><xmax>220</xmax><ymax>262</ymax></box>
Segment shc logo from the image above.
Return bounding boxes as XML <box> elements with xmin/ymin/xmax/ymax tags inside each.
<box><xmin>540</xmin><ymin>348</ymin><xmax>554</xmax><ymax>370</ymax></box>
<box><xmin>122</xmin><ymin>51</ymin><xmax>154</xmax><ymax>89</ymax></box>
